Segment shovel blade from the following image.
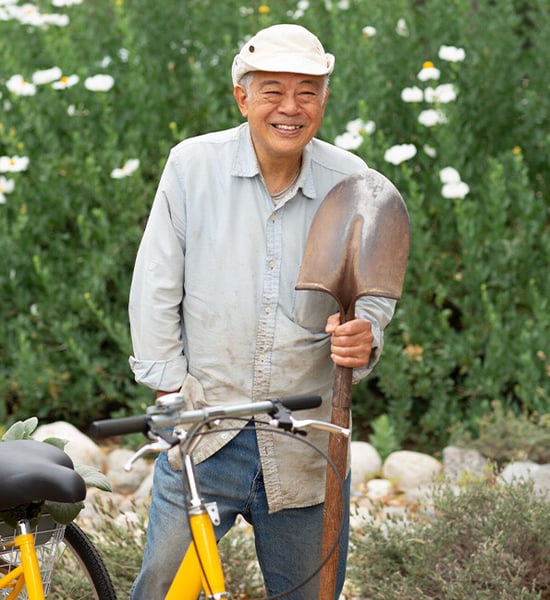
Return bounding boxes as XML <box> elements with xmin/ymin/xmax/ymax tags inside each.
<box><xmin>296</xmin><ymin>170</ymin><xmax>410</xmax><ymax>316</ymax></box>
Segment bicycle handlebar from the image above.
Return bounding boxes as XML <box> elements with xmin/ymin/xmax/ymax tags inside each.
<box><xmin>89</xmin><ymin>414</ymin><xmax>150</xmax><ymax>438</ymax></box>
<box><xmin>89</xmin><ymin>394</ymin><xmax>322</xmax><ymax>439</ymax></box>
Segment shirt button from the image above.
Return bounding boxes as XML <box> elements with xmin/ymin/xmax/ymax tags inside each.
<box><xmin>271</xmin><ymin>213</ymin><xmax>276</xmax><ymax>222</ymax></box>
<box><xmin>268</xmin><ymin>259</ymin><xmax>275</xmax><ymax>269</ymax></box>
<box><xmin>264</xmin><ymin>306</ymin><xmax>271</xmax><ymax>314</ymax></box>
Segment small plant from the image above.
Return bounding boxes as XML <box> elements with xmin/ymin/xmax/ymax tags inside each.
<box><xmin>0</xmin><ymin>417</ymin><xmax>111</xmax><ymax>525</ymax></box>
<box><xmin>368</xmin><ymin>413</ymin><xmax>400</xmax><ymax>461</ymax></box>
<box><xmin>347</xmin><ymin>477</ymin><xmax>550</xmax><ymax>599</ymax></box>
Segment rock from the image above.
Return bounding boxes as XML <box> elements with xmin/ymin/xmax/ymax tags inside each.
<box><xmin>499</xmin><ymin>460</ymin><xmax>540</xmax><ymax>485</ymax></box>
<box><xmin>34</xmin><ymin>421</ymin><xmax>105</xmax><ymax>470</ymax></box>
<box><xmin>105</xmin><ymin>448</ymin><xmax>152</xmax><ymax>494</ymax></box>
<box><xmin>443</xmin><ymin>445</ymin><xmax>490</xmax><ymax>481</ymax></box>
<box><xmin>382</xmin><ymin>450</ymin><xmax>441</xmax><ymax>492</ymax></box>
<box><xmin>532</xmin><ymin>464</ymin><xmax>550</xmax><ymax>500</ymax></box>
<box><xmin>134</xmin><ymin>470</ymin><xmax>154</xmax><ymax>500</ymax></box>
<box><xmin>365</xmin><ymin>478</ymin><xmax>393</xmax><ymax>500</ymax></box>
<box><xmin>498</xmin><ymin>461</ymin><xmax>550</xmax><ymax>500</ymax></box>
<box><xmin>350</xmin><ymin>441</ymin><xmax>382</xmax><ymax>492</ymax></box>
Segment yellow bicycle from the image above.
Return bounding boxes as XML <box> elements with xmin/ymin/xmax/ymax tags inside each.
<box><xmin>0</xmin><ymin>440</ymin><xmax>117</xmax><ymax>600</ymax></box>
<box><xmin>91</xmin><ymin>393</ymin><xmax>349</xmax><ymax>599</ymax></box>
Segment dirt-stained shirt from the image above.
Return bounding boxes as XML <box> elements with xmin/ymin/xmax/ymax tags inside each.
<box><xmin>128</xmin><ymin>123</ymin><xmax>396</xmax><ymax>513</ymax></box>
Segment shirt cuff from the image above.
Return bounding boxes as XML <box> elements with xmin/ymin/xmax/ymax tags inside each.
<box><xmin>128</xmin><ymin>354</ymin><xmax>188</xmax><ymax>392</ymax></box>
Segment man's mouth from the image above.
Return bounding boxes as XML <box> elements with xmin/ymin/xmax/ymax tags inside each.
<box><xmin>273</xmin><ymin>124</ymin><xmax>303</xmax><ymax>131</ymax></box>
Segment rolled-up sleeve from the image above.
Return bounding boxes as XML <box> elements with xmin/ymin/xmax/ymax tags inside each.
<box><xmin>352</xmin><ymin>295</ymin><xmax>397</xmax><ymax>382</ymax></box>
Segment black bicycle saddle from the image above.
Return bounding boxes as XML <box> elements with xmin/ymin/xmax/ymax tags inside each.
<box><xmin>0</xmin><ymin>439</ymin><xmax>86</xmax><ymax>511</ymax></box>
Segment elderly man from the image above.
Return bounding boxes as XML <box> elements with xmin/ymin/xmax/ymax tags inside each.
<box><xmin>128</xmin><ymin>23</ymin><xmax>395</xmax><ymax>599</ymax></box>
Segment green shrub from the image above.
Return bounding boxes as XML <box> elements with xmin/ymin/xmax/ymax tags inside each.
<box><xmin>1</xmin><ymin>0</ymin><xmax>548</xmax><ymax>450</ymax></box>
<box><xmin>348</xmin><ymin>478</ymin><xmax>550</xmax><ymax>599</ymax></box>
<box><xmin>450</xmin><ymin>400</ymin><xmax>550</xmax><ymax>464</ymax></box>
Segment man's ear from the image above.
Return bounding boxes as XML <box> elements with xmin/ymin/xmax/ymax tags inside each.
<box><xmin>233</xmin><ymin>85</ymin><xmax>248</xmax><ymax>117</ymax></box>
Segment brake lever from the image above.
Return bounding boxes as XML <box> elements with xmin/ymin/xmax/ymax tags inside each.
<box><xmin>269</xmin><ymin>416</ymin><xmax>350</xmax><ymax>438</ymax></box>
<box><xmin>124</xmin><ymin>440</ymin><xmax>169</xmax><ymax>471</ymax></box>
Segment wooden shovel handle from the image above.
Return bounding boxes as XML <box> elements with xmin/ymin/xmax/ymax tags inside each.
<box><xmin>319</xmin><ymin>365</ymin><xmax>352</xmax><ymax>599</ymax></box>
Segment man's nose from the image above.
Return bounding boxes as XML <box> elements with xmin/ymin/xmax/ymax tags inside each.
<box><xmin>278</xmin><ymin>92</ymin><xmax>299</xmax><ymax>113</ymax></box>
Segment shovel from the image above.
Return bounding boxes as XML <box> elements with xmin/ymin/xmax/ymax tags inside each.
<box><xmin>295</xmin><ymin>170</ymin><xmax>410</xmax><ymax>599</ymax></box>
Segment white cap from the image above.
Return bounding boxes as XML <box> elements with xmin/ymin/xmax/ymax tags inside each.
<box><xmin>232</xmin><ymin>24</ymin><xmax>335</xmax><ymax>86</ymax></box>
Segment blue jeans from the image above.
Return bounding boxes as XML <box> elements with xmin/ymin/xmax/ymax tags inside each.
<box><xmin>130</xmin><ymin>423</ymin><xmax>350</xmax><ymax>599</ymax></box>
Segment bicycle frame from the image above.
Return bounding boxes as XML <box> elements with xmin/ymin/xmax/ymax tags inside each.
<box><xmin>0</xmin><ymin>522</ymin><xmax>46</xmax><ymax>600</ymax></box>
<box><xmin>167</xmin><ymin>512</ymin><xmax>226</xmax><ymax>599</ymax></box>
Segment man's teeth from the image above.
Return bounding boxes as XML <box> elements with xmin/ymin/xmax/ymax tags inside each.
<box><xmin>275</xmin><ymin>124</ymin><xmax>301</xmax><ymax>130</ymax></box>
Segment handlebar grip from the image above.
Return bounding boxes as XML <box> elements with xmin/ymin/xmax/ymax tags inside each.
<box><xmin>276</xmin><ymin>394</ymin><xmax>322</xmax><ymax>411</ymax></box>
<box><xmin>89</xmin><ymin>415</ymin><xmax>150</xmax><ymax>438</ymax></box>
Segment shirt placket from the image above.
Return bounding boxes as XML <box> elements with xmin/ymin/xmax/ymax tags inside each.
<box><xmin>253</xmin><ymin>203</ymin><xmax>285</xmax><ymax>500</ymax></box>
<box><xmin>252</xmin><ymin>206</ymin><xmax>282</xmax><ymax>399</ymax></box>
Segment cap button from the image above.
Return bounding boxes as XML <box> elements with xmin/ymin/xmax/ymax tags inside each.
<box><xmin>248</xmin><ymin>45</ymin><xmax>255</xmax><ymax>53</ymax></box>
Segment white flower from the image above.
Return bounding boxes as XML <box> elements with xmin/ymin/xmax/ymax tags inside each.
<box><xmin>438</xmin><ymin>45</ymin><xmax>466</xmax><ymax>62</ymax></box>
<box><xmin>417</xmin><ymin>62</ymin><xmax>440</xmax><ymax>81</ymax></box>
<box><xmin>423</xmin><ymin>144</ymin><xmax>437</xmax><ymax>158</ymax></box>
<box><xmin>0</xmin><ymin>175</ymin><xmax>15</xmax><ymax>203</ymax></box>
<box><xmin>424</xmin><ymin>83</ymin><xmax>456</xmax><ymax>103</ymax></box>
<box><xmin>32</xmin><ymin>66</ymin><xmax>62</xmax><ymax>85</ymax></box>
<box><xmin>6</xmin><ymin>74</ymin><xmax>37</xmax><ymax>96</ymax></box>
<box><xmin>401</xmin><ymin>86</ymin><xmax>423</xmax><ymax>103</ymax></box>
<box><xmin>440</xmin><ymin>166</ymin><xmax>469</xmax><ymax>198</ymax></box>
<box><xmin>439</xmin><ymin>166</ymin><xmax>461</xmax><ymax>184</ymax></box>
<box><xmin>118</xmin><ymin>47</ymin><xmax>129</xmax><ymax>62</ymax></box>
<box><xmin>384</xmin><ymin>143</ymin><xmax>417</xmax><ymax>165</ymax></box>
<box><xmin>396</xmin><ymin>18</ymin><xmax>409</xmax><ymax>37</ymax></box>
<box><xmin>111</xmin><ymin>158</ymin><xmax>140</xmax><ymax>179</ymax></box>
<box><xmin>52</xmin><ymin>0</ymin><xmax>83</xmax><ymax>5</ymax></box>
<box><xmin>442</xmin><ymin>181</ymin><xmax>470</xmax><ymax>199</ymax></box>
<box><xmin>335</xmin><ymin>131</ymin><xmax>363</xmax><ymax>150</ymax></box>
<box><xmin>418</xmin><ymin>109</ymin><xmax>447</xmax><ymax>127</ymax></box>
<box><xmin>10</xmin><ymin>4</ymin><xmax>43</xmax><ymax>26</ymax></box>
<box><xmin>346</xmin><ymin>118</ymin><xmax>375</xmax><ymax>135</ymax></box>
<box><xmin>362</xmin><ymin>26</ymin><xmax>377</xmax><ymax>37</ymax></box>
<box><xmin>337</xmin><ymin>0</ymin><xmax>350</xmax><ymax>9</ymax></box>
<box><xmin>52</xmin><ymin>74</ymin><xmax>80</xmax><ymax>89</ymax></box>
<box><xmin>0</xmin><ymin>155</ymin><xmax>30</xmax><ymax>172</ymax></box>
<box><xmin>41</xmin><ymin>13</ymin><xmax>70</xmax><ymax>26</ymax></box>
<box><xmin>84</xmin><ymin>74</ymin><xmax>115</xmax><ymax>92</ymax></box>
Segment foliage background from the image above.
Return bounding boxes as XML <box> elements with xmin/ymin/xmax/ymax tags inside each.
<box><xmin>1</xmin><ymin>0</ymin><xmax>548</xmax><ymax>452</ymax></box>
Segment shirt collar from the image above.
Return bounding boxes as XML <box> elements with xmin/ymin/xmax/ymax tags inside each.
<box><xmin>232</xmin><ymin>123</ymin><xmax>317</xmax><ymax>200</ymax></box>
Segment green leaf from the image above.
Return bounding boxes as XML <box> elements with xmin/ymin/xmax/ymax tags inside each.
<box><xmin>75</xmin><ymin>464</ymin><xmax>113</xmax><ymax>492</ymax></box>
<box><xmin>44</xmin><ymin>500</ymin><xmax>84</xmax><ymax>525</ymax></box>
<box><xmin>2</xmin><ymin>418</ymin><xmax>39</xmax><ymax>441</ymax></box>
<box><xmin>41</xmin><ymin>436</ymin><xmax>68</xmax><ymax>450</ymax></box>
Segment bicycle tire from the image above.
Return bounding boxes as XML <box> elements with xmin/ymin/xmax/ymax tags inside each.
<box><xmin>47</xmin><ymin>522</ymin><xmax>117</xmax><ymax>600</ymax></box>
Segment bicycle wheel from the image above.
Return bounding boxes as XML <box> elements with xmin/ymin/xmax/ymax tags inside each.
<box><xmin>47</xmin><ymin>522</ymin><xmax>117</xmax><ymax>599</ymax></box>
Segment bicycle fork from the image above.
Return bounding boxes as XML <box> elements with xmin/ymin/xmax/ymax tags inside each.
<box><xmin>166</xmin><ymin>454</ymin><xmax>228</xmax><ymax>600</ymax></box>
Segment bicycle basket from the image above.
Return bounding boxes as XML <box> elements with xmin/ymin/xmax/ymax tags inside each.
<box><xmin>0</xmin><ymin>515</ymin><xmax>66</xmax><ymax>599</ymax></box>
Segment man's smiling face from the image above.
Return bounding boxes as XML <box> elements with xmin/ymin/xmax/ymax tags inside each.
<box><xmin>234</xmin><ymin>71</ymin><xmax>329</xmax><ymax>166</ymax></box>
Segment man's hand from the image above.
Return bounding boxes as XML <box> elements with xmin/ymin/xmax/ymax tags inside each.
<box><xmin>325</xmin><ymin>313</ymin><xmax>374</xmax><ymax>368</ymax></box>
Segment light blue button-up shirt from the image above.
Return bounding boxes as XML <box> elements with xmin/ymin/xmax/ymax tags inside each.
<box><xmin>129</xmin><ymin>123</ymin><xmax>396</xmax><ymax>511</ymax></box>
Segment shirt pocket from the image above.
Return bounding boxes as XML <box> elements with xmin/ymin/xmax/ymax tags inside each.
<box><xmin>292</xmin><ymin>289</ymin><xmax>339</xmax><ymax>333</ymax></box>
